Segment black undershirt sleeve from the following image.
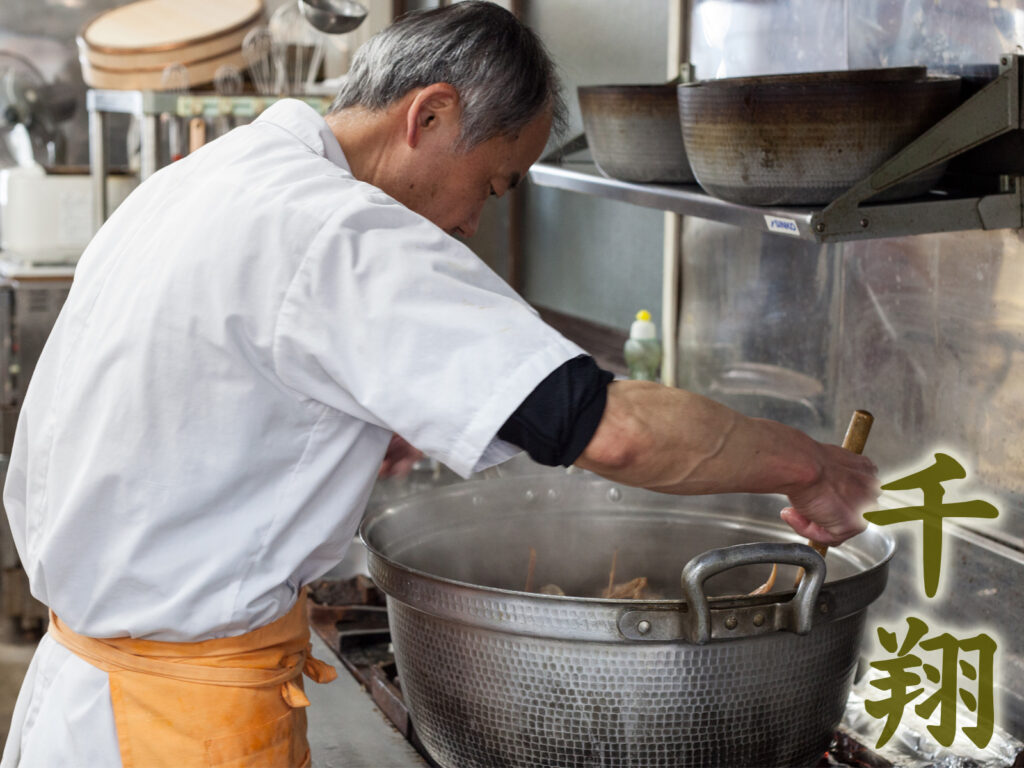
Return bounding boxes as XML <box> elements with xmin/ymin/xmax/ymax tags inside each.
<box><xmin>497</xmin><ymin>354</ymin><xmax>615</xmax><ymax>467</ymax></box>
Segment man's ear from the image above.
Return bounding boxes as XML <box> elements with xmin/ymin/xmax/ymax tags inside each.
<box><xmin>405</xmin><ymin>83</ymin><xmax>461</xmax><ymax>148</ymax></box>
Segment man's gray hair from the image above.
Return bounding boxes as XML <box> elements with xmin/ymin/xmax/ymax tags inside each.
<box><xmin>330</xmin><ymin>1</ymin><xmax>567</xmax><ymax>149</ymax></box>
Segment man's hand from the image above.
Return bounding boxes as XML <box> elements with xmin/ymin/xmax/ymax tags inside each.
<box><xmin>574</xmin><ymin>381</ymin><xmax>881</xmax><ymax>546</ymax></box>
<box><xmin>379</xmin><ymin>434</ymin><xmax>424</xmax><ymax>478</ymax></box>
<box><xmin>778</xmin><ymin>441</ymin><xmax>880</xmax><ymax>545</ymax></box>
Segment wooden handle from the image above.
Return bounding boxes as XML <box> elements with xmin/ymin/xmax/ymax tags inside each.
<box><xmin>189</xmin><ymin>117</ymin><xmax>207</xmax><ymax>153</ymax></box>
<box><xmin>841</xmin><ymin>410</ymin><xmax>874</xmax><ymax>455</ymax></box>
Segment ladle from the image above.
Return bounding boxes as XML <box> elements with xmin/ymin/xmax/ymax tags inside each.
<box><xmin>299</xmin><ymin>0</ymin><xmax>368</xmax><ymax>34</ymax></box>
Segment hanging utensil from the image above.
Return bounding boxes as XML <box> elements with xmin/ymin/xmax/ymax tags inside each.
<box><xmin>213</xmin><ymin>64</ymin><xmax>244</xmax><ymax>137</ymax></box>
<box><xmin>242</xmin><ymin>27</ymin><xmax>276</xmax><ymax>95</ymax></box>
<box><xmin>299</xmin><ymin>0</ymin><xmax>368</xmax><ymax>35</ymax></box>
<box><xmin>748</xmin><ymin>409</ymin><xmax>875</xmax><ymax>596</ymax></box>
<box><xmin>298</xmin><ymin>0</ymin><xmax>369</xmax><ymax>92</ymax></box>
<box><xmin>188</xmin><ymin>116</ymin><xmax>206</xmax><ymax>153</ymax></box>
<box><xmin>269</xmin><ymin>1</ymin><xmax>320</xmax><ymax>95</ymax></box>
<box><xmin>160</xmin><ymin>63</ymin><xmax>189</xmax><ymax>163</ymax></box>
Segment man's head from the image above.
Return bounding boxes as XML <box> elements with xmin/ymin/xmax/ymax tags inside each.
<box><xmin>327</xmin><ymin>1</ymin><xmax>566</xmax><ymax>237</ymax></box>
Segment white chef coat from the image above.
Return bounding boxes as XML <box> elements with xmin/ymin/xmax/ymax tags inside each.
<box><xmin>1</xmin><ymin>99</ymin><xmax>584</xmax><ymax>767</ymax></box>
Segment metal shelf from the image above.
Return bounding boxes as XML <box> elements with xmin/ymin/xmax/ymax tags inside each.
<box><xmin>86</xmin><ymin>90</ymin><xmax>332</xmax><ymax>119</ymax></box>
<box><xmin>87</xmin><ymin>89</ymin><xmax>333</xmax><ymax>231</ymax></box>
<box><xmin>530</xmin><ymin>53</ymin><xmax>1024</xmax><ymax>244</ymax></box>
<box><xmin>528</xmin><ymin>163</ymin><xmax>1022</xmax><ymax>243</ymax></box>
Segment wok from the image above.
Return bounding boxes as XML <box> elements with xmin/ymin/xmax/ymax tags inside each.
<box><xmin>361</xmin><ymin>468</ymin><xmax>894</xmax><ymax>767</ymax></box>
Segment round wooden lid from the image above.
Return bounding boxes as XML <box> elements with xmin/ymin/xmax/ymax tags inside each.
<box><xmin>78</xmin><ymin>16</ymin><xmax>261</xmax><ymax>71</ymax></box>
<box><xmin>82</xmin><ymin>0</ymin><xmax>263</xmax><ymax>54</ymax></box>
<box><xmin>80</xmin><ymin>47</ymin><xmax>248</xmax><ymax>90</ymax></box>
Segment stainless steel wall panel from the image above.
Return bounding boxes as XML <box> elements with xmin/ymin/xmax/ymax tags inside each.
<box><xmin>834</xmin><ymin>230</ymin><xmax>1024</xmax><ymax>548</ymax></box>
<box><xmin>848</xmin><ymin>0</ymin><xmax>1023</xmax><ymax>70</ymax></box>
<box><xmin>689</xmin><ymin>0</ymin><xmax>847</xmax><ymax>79</ymax></box>
<box><xmin>679</xmin><ymin>218</ymin><xmax>840</xmax><ymax>440</ymax></box>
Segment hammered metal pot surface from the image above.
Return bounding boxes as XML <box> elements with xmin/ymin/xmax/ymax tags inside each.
<box><xmin>388</xmin><ymin>603</ymin><xmax>864</xmax><ymax>767</ymax></box>
<box><xmin>676</xmin><ymin>69</ymin><xmax>962</xmax><ymax>205</ymax></box>
<box><xmin>578</xmin><ymin>85</ymin><xmax>696</xmax><ymax>184</ymax></box>
<box><xmin>361</xmin><ymin>470</ymin><xmax>895</xmax><ymax>768</ymax></box>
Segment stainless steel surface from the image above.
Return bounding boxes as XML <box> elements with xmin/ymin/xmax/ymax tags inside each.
<box><xmin>529</xmin><ymin>161</ymin><xmax>1024</xmax><ymax>243</ymax></box>
<box><xmin>0</xmin><ymin>272</ymin><xmax>71</xmax><ymax>633</ymax></box>
<box><xmin>300</xmin><ymin>0</ymin><xmax>368</xmax><ymax>34</ymax></box>
<box><xmin>530</xmin><ymin>161</ymin><xmax>819</xmax><ymax>235</ymax></box>
<box><xmin>677</xmin><ymin>71</ymin><xmax>961</xmax><ymax>206</ymax></box>
<box><xmin>361</xmin><ymin>470</ymin><xmax>893</xmax><ymax>768</ymax></box>
<box><xmin>577</xmin><ymin>84</ymin><xmax>695</xmax><ymax>184</ymax></box>
<box><xmin>0</xmin><ymin>277</ymin><xmax>72</xmax><ymax>409</ymax></box>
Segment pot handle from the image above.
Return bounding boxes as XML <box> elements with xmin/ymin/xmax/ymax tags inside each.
<box><xmin>681</xmin><ymin>542</ymin><xmax>825</xmax><ymax>645</ymax></box>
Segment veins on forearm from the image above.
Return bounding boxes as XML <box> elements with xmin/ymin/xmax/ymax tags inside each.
<box><xmin>654</xmin><ymin>407</ymin><xmax>740</xmax><ymax>492</ymax></box>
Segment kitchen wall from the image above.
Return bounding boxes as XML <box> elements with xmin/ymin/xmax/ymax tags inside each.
<box><xmin>466</xmin><ymin>0</ymin><xmax>670</xmax><ymax>331</ymax></box>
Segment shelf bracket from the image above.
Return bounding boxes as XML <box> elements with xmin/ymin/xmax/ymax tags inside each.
<box><xmin>812</xmin><ymin>53</ymin><xmax>1024</xmax><ymax>239</ymax></box>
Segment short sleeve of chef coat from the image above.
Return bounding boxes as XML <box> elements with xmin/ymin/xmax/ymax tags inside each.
<box><xmin>272</xmin><ymin>193</ymin><xmax>585</xmax><ymax>478</ymax></box>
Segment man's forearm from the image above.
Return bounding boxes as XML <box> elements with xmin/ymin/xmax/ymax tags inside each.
<box><xmin>575</xmin><ymin>381</ymin><xmax>819</xmax><ymax>494</ymax></box>
<box><xmin>574</xmin><ymin>380</ymin><xmax>879</xmax><ymax>545</ymax></box>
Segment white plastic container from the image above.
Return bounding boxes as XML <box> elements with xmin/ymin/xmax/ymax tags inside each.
<box><xmin>0</xmin><ymin>165</ymin><xmax>135</xmax><ymax>261</ymax></box>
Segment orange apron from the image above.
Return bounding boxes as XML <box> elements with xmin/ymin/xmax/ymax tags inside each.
<box><xmin>47</xmin><ymin>591</ymin><xmax>337</xmax><ymax>768</ymax></box>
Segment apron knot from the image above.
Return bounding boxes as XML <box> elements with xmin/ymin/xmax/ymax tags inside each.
<box><xmin>302</xmin><ymin>643</ymin><xmax>338</xmax><ymax>684</ymax></box>
<box><xmin>281</xmin><ymin>678</ymin><xmax>311</xmax><ymax>708</ymax></box>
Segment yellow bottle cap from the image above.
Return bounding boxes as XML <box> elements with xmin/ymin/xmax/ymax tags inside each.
<box><xmin>636</xmin><ymin>310</ymin><xmax>651</xmax><ymax>322</ymax></box>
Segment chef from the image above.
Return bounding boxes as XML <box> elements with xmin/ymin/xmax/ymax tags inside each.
<box><xmin>1</xmin><ymin>3</ymin><xmax>879</xmax><ymax>766</ymax></box>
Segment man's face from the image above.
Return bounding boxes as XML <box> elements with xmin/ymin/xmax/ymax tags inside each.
<box><xmin>400</xmin><ymin>110</ymin><xmax>552</xmax><ymax>238</ymax></box>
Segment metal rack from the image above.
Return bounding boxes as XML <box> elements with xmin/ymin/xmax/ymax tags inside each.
<box><xmin>530</xmin><ymin>53</ymin><xmax>1024</xmax><ymax>244</ymax></box>
<box><xmin>86</xmin><ymin>89</ymin><xmax>333</xmax><ymax>230</ymax></box>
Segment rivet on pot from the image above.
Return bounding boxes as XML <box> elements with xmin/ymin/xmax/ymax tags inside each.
<box><xmin>547</xmin><ymin>489</ymin><xmax>559</xmax><ymax>500</ymax></box>
<box><xmin>724</xmin><ymin>615</ymin><xmax>738</xmax><ymax>630</ymax></box>
<box><xmin>608</xmin><ymin>488</ymin><xmax>622</xmax><ymax>502</ymax></box>
<box><xmin>524</xmin><ymin>490</ymin><xmax>535</xmax><ymax>502</ymax></box>
<box><xmin>752</xmin><ymin>612</ymin><xmax>765</xmax><ymax>627</ymax></box>
<box><xmin>637</xmin><ymin>620</ymin><xmax>651</xmax><ymax>635</ymax></box>
<box><xmin>814</xmin><ymin>222</ymin><xmax>826</xmax><ymax>233</ymax></box>
<box><xmin>859</xmin><ymin>218</ymin><xmax>870</xmax><ymax>229</ymax></box>
<box><xmin>819</xmin><ymin>601</ymin><xmax>830</xmax><ymax>614</ymax></box>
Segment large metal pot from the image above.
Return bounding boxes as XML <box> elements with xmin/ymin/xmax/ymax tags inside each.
<box><xmin>676</xmin><ymin>68</ymin><xmax>962</xmax><ymax>205</ymax></box>
<box><xmin>361</xmin><ymin>469</ymin><xmax>894</xmax><ymax>768</ymax></box>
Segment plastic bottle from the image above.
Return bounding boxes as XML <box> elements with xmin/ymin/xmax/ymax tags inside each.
<box><xmin>624</xmin><ymin>310</ymin><xmax>662</xmax><ymax>381</ymax></box>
